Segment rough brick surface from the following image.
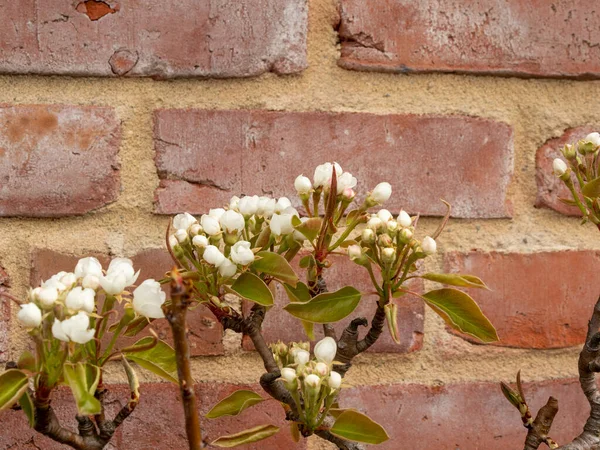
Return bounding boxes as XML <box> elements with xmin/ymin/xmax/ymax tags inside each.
<box><xmin>0</xmin><ymin>105</ymin><xmax>120</xmax><ymax>217</ymax></box>
<box><xmin>444</xmin><ymin>250</ymin><xmax>600</xmax><ymax>349</ymax></box>
<box><xmin>243</xmin><ymin>254</ymin><xmax>424</xmax><ymax>353</ymax></box>
<box><xmin>0</xmin><ymin>0</ymin><xmax>307</xmax><ymax>78</ymax></box>
<box><xmin>338</xmin><ymin>0</ymin><xmax>600</xmax><ymax>78</ymax></box>
<box><xmin>0</xmin><ymin>264</ymin><xmax>10</xmax><ymax>363</ymax></box>
<box><xmin>31</xmin><ymin>248</ymin><xmax>223</xmax><ymax>356</ymax></box>
<box><xmin>536</xmin><ymin>126</ymin><xmax>595</xmax><ymax>216</ymax></box>
<box><xmin>154</xmin><ymin>110</ymin><xmax>514</xmax><ymax>218</ymax></box>
<box><xmin>341</xmin><ymin>379</ymin><xmax>587</xmax><ymax>449</ymax></box>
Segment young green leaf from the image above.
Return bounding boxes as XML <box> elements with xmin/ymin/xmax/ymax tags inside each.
<box><xmin>206</xmin><ymin>390</ymin><xmax>265</xmax><ymax>419</ymax></box>
<box><xmin>63</xmin><ymin>363</ymin><xmax>102</xmax><ymax>415</ymax></box>
<box><xmin>211</xmin><ymin>424</ymin><xmax>280</xmax><ymax>448</ymax></box>
<box><xmin>123</xmin><ymin>337</ymin><xmax>178</xmax><ymax>383</ymax></box>
<box><xmin>421</xmin><ymin>288</ymin><xmax>498</xmax><ymax>343</ymax></box>
<box><xmin>292</xmin><ymin>216</ymin><xmax>323</xmax><ymax>242</ymax></box>
<box><xmin>19</xmin><ymin>391</ymin><xmax>35</xmax><ymax>427</ymax></box>
<box><xmin>330</xmin><ymin>409</ymin><xmax>389</xmax><ymax>444</ymax></box>
<box><xmin>283</xmin><ymin>286</ymin><xmax>361</xmax><ymax>323</ymax></box>
<box><xmin>0</xmin><ymin>369</ymin><xmax>29</xmax><ymax>411</ymax></box>
<box><xmin>284</xmin><ymin>282</ymin><xmax>311</xmax><ymax>303</ymax></box>
<box><xmin>299</xmin><ymin>254</ymin><xmax>315</xmax><ymax>269</ymax></box>
<box><xmin>229</xmin><ymin>273</ymin><xmax>274</xmax><ymax>306</ymax></box>
<box><xmin>251</xmin><ymin>252</ymin><xmax>298</xmax><ymax>287</ymax></box>
<box><xmin>421</xmin><ymin>273</ymin><xmax>489</xmax><ymax>290</ymax></box>
<box><xmin>583</xmin><ymin>176</ymin><xmax>600</xmax><ymax>198</ymax></box>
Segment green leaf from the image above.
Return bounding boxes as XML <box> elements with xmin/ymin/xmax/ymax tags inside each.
<box><xmin>0</xmin><ymin>369</ymin><xmax>29</xmax><ymax>411</ymax></box>
<box><xmin>17</xmin><ymin>351</ymin><xmax>37</xmax><ymax>373</ymax></box>
<box><xmin>123</xmin><ymin>315</ymin><xmax>152</xmax><ymax>337</ymax></box>
<box><xmin>421</xmin><ymin>288</ymin><xmax>498</xmax><ymax>343</ymax></box>
<box><xmin>211</xmin><ymin>424</ymin><xmax>280</xmax><ymax>448</ymax></box>
<box><xmin>284</xmin><ymin>282</ymin><xmax>311</xmax><ymax>303</ymax></box>
<box><xmin>292</xmin><ymin>217</ymin><xmax>323</xmax><ymax>242</ymax></box>
<box><xmin>252</xmin><ymin>252</ymin><xmax>299</xmax><ymax>287</ymax></box>
<box><xmin>63</xmin><ymin>363</ymin><xmax>102</xmax><ymax>415</ymax></box>
<box><xmin>229</xmin><ymin>273</ymin><xmax>274</xmax><ymax>306</ymax></box>
<box><xmin>330</xmin><ymin>410</ymin><xmax>389</xmax><ymax>444</ymax></box>
<box><xmin>124</xmin><ymin>337</ymin><xmax>178</xmax><ymax>383</ymax></box>
<box><xmin>583</xmin><ymin>176</ymin><xmax>600</xmax><ymax>198</ymax></box>
<box><xmin>206</xmin><ymin>390</ymin><xmax>265</xmax><ymax>419</ymax></box>
<box><xmin>19</xmin><ymin>391</ymin><xmax>35</xmax><ymax>427</ymax></box>
<box><xmin>299</xmin><ymin>254</ymin><xmax>315</xmax><ymax>269</ymax></box>
<box><xmin>283</xmin><ymin>286</ymin><xmax>362</xmax><ymax>324</ymax></box>
<box><xmin>421</xmin><ymin>273</ymin><xmax>489</xmax><ymax>290</ymax></box>
<box><xmin>301</xmin><ymin>320</ymin><xmax>315</xmax><ymax>340</ymax></box>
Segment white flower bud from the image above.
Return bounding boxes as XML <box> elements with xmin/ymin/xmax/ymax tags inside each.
<box><xmin>315</xmin><ymin>362</ymin><xmax>329</xmax><ymax>377</ymax></box>
<box><xmin>294</xmin><ymin>175</ymin><xmax>312</xmax><ymax>194</ymax></box>
<box><xmin>229</xmin><ymin>196</ymin><xmax>240</xmax><ymax>211</ymax></box>
<box><xmin>37</xmin><ymin>286</ymin><xmax>59</xmax><ymax>308</ymax></box>
<box><xmin>293</xmin><ymin>217</ymin><xmax>309</xmax><ymax>242</ymax></box>
<box><xmin>386</xmin><ymin>220</ymin><xmax>399</xmax><ymax>233</ymax></box>
<box><xmin>208</xmin><ymin>208</ymin><xmax>226</xmax><ymax>220</ymax></box>
<box><xmin>190</xmin><ymin>223</ymin><xmax>202</xmax><ymax>236</ymax></box>
<box><xmin>192</xmin><ymin>235</ymin><xmax>209</xmax><ymax>248</ymax></box>
<box><xmin>304</xmin><ymin>373</ymin><xmax>321</xmax><ymax>389</ymax></box>
<box><xmin>74</xmin><ymin>257</ymin><xmax>103</xmax><ymax>280</ymax></box>
<box><xmin>371</xmin><ymin>182</ymin><xmax>392</xmax><ymax>204</ymax></box>
<box><xmin>42</xmin><ymin>277</ymin><xmax>67</xmax><ymax>293</ymax></box>
<box><xmin>586</xmin><ymin>132</ymin><xmax>600</xmax><ymax>147</ymax></box>
<box><xmin>172</xmin><ymin>212</ymin><xmax>197</xmax><ymax>231</ymax></box>
<box><xmin>281</xmin><ymin>367</ymin><xmax>297</xmax><ymax>384</ymax></box>
<box><xmin>82</xmin><ymin>274</ymin><xmax>101</xmax><ymax>290</ymax></box>
<box><xmin>314</xmin><ymin>337</ymin><xmax>337</xmax><ymax>365</ymax></box>
<box><xmin>553</xmin><ymin>158</ymin><xmax>568</xmax><ymax>176</ymax></box>
<box><xmin>65</xmin><ymin>287</ymin><xmax>96</xmax><ymax>314</ymax></box>
<box><xmin>367</xmin><ymin>216</ymin><xmax>383</xmax><ymax>231</ymax></box>
<box><xmin>422</xmin><ymin>236</ymin><xmax>437</xmax><ymax>255</ymax></box>
<box><xmin>201</xmin><ymin>214</ymin><xmax>221</xmax><ymax>236</ymax></box>
<box><xmin>257</xmin><ymin>197</ymin><xmax>276</xmax><ymax>218</ymax></box>
<box><xmin>336</xmin><ymin>172</ymin><xmax>357</xmax><ymax>195</ymax></box>
<box><xmin>328</xmin><ymin>371</ymin><xmax>342</xmax><ymax>390</ymax></box>
<box><xmin>169</xmin><ymin>235</ymin><xmax>179</xmax><ymax>248</ymax></box>
<box><xmin>60</xmin><ymin>273</ymin><xmax>77</xmax><ymax>288</ymax></box>
<box><xmin>314</xmin><ymin>162</ymin><xmax>341</xmax><ymax>188</ymax></box>
<box><xmin>275</xmin><ymin>197</ymin><xmax>292</xmax><ymax>214</ymax></box>
<box><xmin>238</xmin><ymin>195</ymin><xmax>260</xmax><ymax>216</ymax></box>
<box><xmin>219</xmin><ymin>210</ymin><xmax>246</xmax><ymax>233</ymax></box>
<box><xmin>203</xmin><ymin>245</ymin><xmax>226</xmax><ymax>267</ymax></box>
<box><xmin>398</xmin><ymin>210</ymin><xmax>412</xmax><ymax>228</ymax></box>
<box><xmin>218</xmin><ymin>258</ymin><xmax>237</xmax><ymax>278</ymax></box>
<box><xmin>342</xmin><ymin>187</ymin><xmax>355</xmax><ymax>201</ymax></box>
<box><xmin>230</xmin><ymin>241</ymin><xmax>255</xmax><ymax>265</ymax></box>
<box><xmin>347</xmin><ymin>244</ymin><xmax>363</xmax><ymax>261</ymax></box>
<box><xmin>17</xmin><ymin>303</ymin><xmax>42</xmax><ymax>328</ymax></box>
<box><xmin>362</xmin><ymin>228</ymin><xmax>376</xmax><ymax>244</ymax></box>
<box><xmin>102</xmin><ymin>258</ymin><xmax>139</xmax><ymax>294</ymax></box>
<box><xmin>174</xmin><ymin>228</ymin><xmax>188</xmax><ymax>243</ymax></box>
<box><xmin>399</xmin><ymin>228</ymin><xmax>413</xmax><ymax>242</ymax></box>
<box><xmin>270</xmin><ymin>211</ymin><xmax>297</xmax><ymax>236</ymax></box>
<box><xmin>294</xmin><ymin>349</ymin><xmax>310</xmax><ymax>365</ymax></box>
<box><xmin>133</xmin><ymin>279</ymin><xmax>166</xmax><ymax>319</ymax></box>
<box><xmin>52</xmin><ymin>312</ymin><xmax>95</xmax><ymax>344</ymax></box>
<box><xmin>376</xmin><ymin>209</ymin><xmax>393</xmax><ymax>222</ymax></box>
<box><xmin>381</xmin><ymin>247</ymin><xmax>396</xmax><ymax>263</ymax></box>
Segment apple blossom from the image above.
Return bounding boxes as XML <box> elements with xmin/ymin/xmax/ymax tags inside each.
<box><xmin>230</xmin><ymin>241</ymin><xmax>255</xmax><ymax>265</ymax></box>
<box><xmin>257</xmin><ymin>197</ymin><xmax>276</xmax><ymax>217</ymax></box>
<box><xmin>328</xmin><ymin>371</ymin><xmax>342</xmax><ymax>390</ymax></box>
<box><xmin>553</xmin><ymin>158</ymin><xmax>568</xmax><ymax>176</ymax></box>
<box><xmin>314</xmin><ymin>337</ymin><xmax>337</xmax><ymax>364</ymax></box>
<box><xmin>294</xmin><ymin>175</ymin><xmax>312</xmax><ymax>194</ymax></box>
<box><xmin>172</xmin><ymin>212</ymin><xmax>197</xmax><ymax>231</ymax></box>
<box><xmin>17</xmin><ymin>303</ymin><xmax>42</xmax><ymax>328</ymax></box>
<box><xmin>190</xmin><ymin>223</ymin><xmax>202</xmax><ymax>236</ymax></box>
<box><xmin>52</xmin><ymin>312</ymin><xmax>96</xmax><ymax>344</ymax></box>
<box><xmin>60</xmin><ymin>272</ymin><xmax>77</xmax><ymax>288</ymax></box>
<box><xmin>203</xmin><ymin>245</ymin><xmax>226</xmax><ymax>267</ymax></box>
<box><xmin>201</xmin><ymin>214</ymin><xmax>222</xmax><ymax>236</ymax></box>
<box><xmin>74</xmin><ymin>257</ymin><xmax>103</xmax><ymax>280</ymax></box>
<box><xmin>371</xmin><ymin>182</ymin><xmax>392</xmax><ymax>204</ymax></box>
<box><xmin>133</xmin><ymin>279</ymin><xmax>166</xmax><ymax>319</ymax></box>
<box><xmin>65</xmin><ymin>287</ymin><xmax>96</xmax><ymax>314</ymax></box>
<box><xmin>422</xmin><ymin>236</ymin><xmax>437</xmax><ymax>255</ymax></box>
<box><xmin>219</xmin><ymin>210</ymin><xmax>245</xmax><ymax>233</ymax></box>
<box><xmin>313</xmin><ymin>162</ymin><xmax>342</xmax><ymax>188</ymax></box>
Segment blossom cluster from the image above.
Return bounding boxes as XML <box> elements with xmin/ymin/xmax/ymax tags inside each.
<box><xmin>17</xmin><ymin>257</ymin><xmax>165</xmax><ymax>344</ymax></box>
<box><xmin>272</xmin><ymin>337</ymin><xmax>342</xmax><ymax>429</ymax></box>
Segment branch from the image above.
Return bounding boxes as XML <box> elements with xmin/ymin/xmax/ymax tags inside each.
<box><xmin>167</xmin><ymin>270</ymin><xmax>202</xmax><ymax>450</ymax></box>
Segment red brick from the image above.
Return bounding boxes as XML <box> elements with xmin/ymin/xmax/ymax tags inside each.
<box><xmin>154</xmin><ymin>110</ymin><xmax>514</xmax><ymax>218</ymax></box>
<box><xmin>0</xmin><ymin>264</ymin><xmax>10</xmax><ymax>363</ymax></box>
<box><xmin>341</xmin><ymin>379</ymin><xmax>587</xmax><ymax>449</ymax></box>
<box><xmin>31</xmin><ymin>248</ymin><xmax>224</xmax><ymax>356</ymax></box>
<box><xmin>0</xmin><ymin>0</ymin><xmax>307</xmax><ymax>78</ymax></box>
<box><xmin>0</xmin><ymin>105</ymin><xmax>120</xmax><ymax>217</ymax></box>
<box><xmin>536</xmin><ymin>127</ymin><xmax>596</xmax><ymax>216</ymax></box>
<box><xmin>119</xmin><ymin>382</ymin><xmax>306</xmax><ymax>449</ymax></box>
<box><xmin>338</xmin><ymin>1</ymin><xmax>600</xmax><ymax>79</ymax></box>
<box><xmin>444</xmin><ymin>250</ymin><xmax>600</xmax><ymax>349</ymax></box>
<box><xmin>242</xmin><ymin>254</ymin><xmax>424</xmax><ymax>354</ymax></box>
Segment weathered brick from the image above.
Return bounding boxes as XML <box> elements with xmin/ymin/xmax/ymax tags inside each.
<box><xmin>444</xmin><ymin>250</ymin><xmax>600</xmax><ymax>349</ymax></box>
<box><xmin>31</xmin><ymin>248</ymin><xmax>223</xmax><ymax>356</ymax></box>
<box><xmin>119</xmin><ymin>382</ymin><xmax>306</xmax><ymax>449</ymax></box>
<box><xmin>243</xmin><ymin>254</ymin><xmax>424</xmax><ymax>354</ymax></box>
<box><xmin>341</xmin><ymin>379</ymin><xmax>587</xmax><ymax>449</ymax></box>
<box><xmin>536</xmin><ymin>127</ymin><xmax>595</xmax><ymax>216</ymax></box>
<box><xmin>0</xmin><ymin>105</ymin><xmax>120</xmax><ymax>217</ymax></box>
<box><xmin>154</xmin><ymin>110</ymin><xmax>513</xmax><ymax>218</ymax></box>
<box><xmin>338</xmin><ymin>0</ymin><xmax>600</xmax><ymax>78</ymax></box>
<box><xmin>0</xmin><ymin>263</ymin><xmax>10</xmax><ymax>363</ymax></box>
<box><xmin>0</xmin><ymin>0</ymin><xmax>307</xmax><ymax>78</ymax></box>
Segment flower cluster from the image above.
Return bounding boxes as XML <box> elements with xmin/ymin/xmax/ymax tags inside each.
<box><xmin>552</xmin><ymin>131</ymin><xmax>600</xmax><ymax>225</ymax></box>
<box><xmin>272</xmin><ymin>337</ymin><xmax>341</xmax><ymax>430</ymax></box>
<box><xmin>17</xmin><ymin>257</ymin><xmax>165</xmax><ymax>344</ymax></box>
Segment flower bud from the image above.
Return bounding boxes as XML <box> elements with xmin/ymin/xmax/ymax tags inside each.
<box><xmin>342</xmin><ymin>187</ymin><xmax>356</xmax><ymax>201</ymax></box>
<box><xmin>398</xmin><ymin>210</ymin><xmax>412</xmax><ymax>228</ymax></box>
<box><xmin>304</xmin><ymin>373</ymin><xmax>321</xmax><ymax>389</ymax></box>
<box><xmin>74</xmin><ymin>257</ymin><xmax>103</xmax><ymax>280</ymax></box>
<box><xmin>294</xmin><ymin>174</ymin><xmax>313</xmax><ymax>194</ymax></box>
<box><xmin>37</xmin><ymin>286</ymin><xmax>59</xmax><ymax>308</ymax></box>
<box><xmin>314</xmin><ymin>162</ymin><xmax>341</xmax><ymax>188</ymax></box>
<box><xmin>552</xmin><ymin>158</ymin><xmax>568</xmax><ymax>176</ymax></box>
<box><xmin>201</xmin><ymin>214</ymin><xmax>222</xmax><ymax>236</ymax></box>
<box><xmin>17</xmin><ymin>303</ymin><xmax>42</xmax><ymax>328</ymax></box>
<box><xmin>586</xmin><ymin>132</ymin><xmax>600</xmax><ymax>147</ymax></box>
<box><xmin>192</xmin><ymin>235</ymin><xmax>209</xmax><ymax>248</ymax></box>
<box><xmin>257</xmin><ymin>197</ymin><xmax>277</xmax><ymax>218</ymax></box>
<box><xmin>270</xmin><ymin>211</ymin><xmax>297</xmax><ymax>236</ymax></box>
<box><xmin>65</xmin><ymin>287</ymin><xmax>96</xmax><ymax>314</ymax></box>
<box><xmin>60</xmin><ymin>273</ymin><xmax>77</xmax><ymax>288</ymax></box>
<box><xmin>315</xmin><ymin>362</ymin><xmax>329</xmax><ymax>377</ymax></box>
<box><xmin>238</xmin><ymin>195</ymin><xmax>260</xmax><ymax>216</ymax></box>
<box><xmin>230</xmin><ymin>241</ymin><xmax>255</xmax><ymax>265</ymax></box>
<box><xmin>174</xmin><ymin>228</ymin><xmax>188</xmax><ymax>243</ymax></box>
<box><xmin>82</xmin><ymin>274</ymin><xmax>100</xmax><ymax>290</ymax></box>
<box><xmin>219</xmin><ymin>210</ymin><xmax>245</xmax><ymax>234</ymax></box>
<box><xmin>367</xmin><ymin>216</ymin><xmax>383</xmax><ymax>231</ymax></box>
<box><xmin>371</xmin><ymin>182</ymin><xmax>392</xmax><ymax>204</ymax></box>
<box><xmin>422</xmin><ymin>236</ymin><xmax>437</xmax><ymax>255</ymax></box>
<box><xmin>386</xmin><ymin>220</ymin><xmax>399</xmax><ymax>233</ymax></box>
<box><xmin>381</xmin><ymin>247</ymin><xmax>396</xmax><ymax>264</ymax></box>
<box><xmin>378</xmin><ymin>234</ymin><xmax>393</xmax><ymax>248</ymax></box>
<box><xmin>229</xmin><ymin>196</ymin><xmax>241</xmax><ymax>211</ymax></box>
<box><xmin>294</xmin><ymin>349</ymin><xmax>310</xmax><ymax>365</ymax></box>
<box><xmin>361</xmin><ymin>228</ymin><xmax>376</xmax><ymax>244</ymax></box>
<box><xmin>562</xmin><ymin>144</ymin><xmax>577</xmax><ymax>160</ymax></box>
<box><xmin>328</xmin><ymin>371</ymin><xmax>342</xmax><ymax>390</ymax></box>
<box><xmin>133</xmin><ymin>279</ymin><xmax>166</xmax><ymax>319</ymax></box>
<box><xmin>275</xmin><ymin>197</ymin><xmax>292</xmax><ymax>214</ymax></box>
<box><xmin>336</xmin><ymin>172</ymin><xmax>358</xmax><ymax>195</ymax></box>
<box><xmin>172</xmin><ymin>212</ymin><xmax>197</xmax><ymax>231</ymax></box>
<box><xmin>218</xmin><ymin>258</ymin><xmax>237</xmax><ymax>278</ymax></box>
<box><xmin>376</xmin><ymin>209</ymin><xmax>393</xmax><ymax>222</ymax></box>
<box><xmin>190</xmin><ymin>223</ymin><xmax>202</xmax><ymax>236</ymax></box>
<box><xmin>281</xmin><ymin>367</ymin><xmax>298</xmax><ymax>389</ymax></box>
<box><xmin>314</xmin><ymin>337</ymin><xmax>337</xmax><ymax>365</ymax></box>
<box><xmin>208</xmin><ymin>208</ymin><xmax>226</xmax><ymax>220</ymax></box>
<box><xmin>347</xmin><ymin>244</ymin><xmax>363</xmax><ymax>261</ymax></box>
<box><xmin>399</xmin><ymin>228</ymin><xmax>413</xmax><ymax>243</ymax></box>
<box><xmin>203</xmin><ymin>245</ymin><xmax>226</xmax><ymax>267</ymax></box>
<box><xmin>169</xmin><ymin>235</ymin><xmax>179</xmax><ymax>249</ymax></box>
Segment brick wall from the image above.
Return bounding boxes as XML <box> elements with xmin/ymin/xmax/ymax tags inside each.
<box><xmin>1</xmin><ymin>0</ymin><xmax>599</xmax><ymax>449</ymax></box>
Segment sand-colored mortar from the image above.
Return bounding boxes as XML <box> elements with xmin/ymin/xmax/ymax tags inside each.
<box><xmin>1</xmin><ymin>0</ymin><xmax>600</xmax><ymax>447</ymax></box>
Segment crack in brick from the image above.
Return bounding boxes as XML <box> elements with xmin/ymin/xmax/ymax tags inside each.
<box><xmin>76</xmin><ymin>0</ymin><xmax>119</xmax><ymax>21</ymax></box>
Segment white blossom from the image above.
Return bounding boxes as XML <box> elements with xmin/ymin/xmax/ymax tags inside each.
<box><xmin>275</xmin><ymin>197</ymin><xmax>292</xmax><ymax>214</ymax></box>
<box><xmin>336</xmin><ymin>171</ymin><xmax>357</xmax><ymax>195</ymax></box>
<box><xmin>172</xmin><ymin>212</ymin><xmax>197</xmax><ymax>231</ymax></box>
<box><xmin>586</xmin><ymin>132</ymin><xmax>600</xmax><ymax>147</ymax></box>
<box><xmin>219</xmin><ymin>210</ymin><xmax>245</xmax><ymax>233</ymax></box>
<box><xmin>174</xmin><ymin>228</ymin><xmax>188</xmax><ymax>243</ymax></box>
<box><xmin>398</xmin><ymin>210</ymin><xmax>412</xmax><ymax>228</ymax></box>
<box><xmin>230</xmin><ymin>241</ymin><xmax>255</xmax><ymax>265</ymax></box>
<box><xmin>281</xmin><ymin>367</ymin><xmax>297</xmax><ymax>383</ymax></box>
<box><xmin>347</xmin><ymin>244</ymin><xmax>363</xmax><ymax>261</ymax></box>
<box><xmin>304</xmin><ymin>374</ymin><xmax>321</xmax><ymax>388</ymax></box>
<box><xmin>133</xmin><ymin>279</ymin><xmax>166</xmax><ymax>319</ymax></box>
<box><xmin>315</xmin><ymin>362</ymin><xmax>329</xmax><ymax>377</ymax></box>
<box><xmin>37</xmin><ymin>286</ymin><xmax>59</xmax><ymax>308</ymax></box>
<box><xmin>367</xmin><ymin>216</ymin><xmax>383</xmax><ymax>231</ymax></box>
<box><xmin>208</xmin><ymin>208</ymin><xmax>226</xmax><ymax>220</ymax></box>
<box><xmin>192</xmin><ymin>235</ymin><xmax>209</xmax><ymax>248</ymax></box>
<box><xmin>257</xmin><ymin>197</ymin><xmax>276</xmax><ymax>217</ymax></box>
<box><xmin>270</xmin><ymin>210</ymin><xmax>297</xmax><ymax>236</ymax></box>
<box><xmin>376</xmin><ymin>209</ymin><xmax>393</xmax><ymax>222</ymax></box>
<box><xmin>65</xmin><ymin>287</ymin><xmax>96</xmax><ymax>314</ymax></box>
<box><xmin>361</xmin><ymin>228</ymin><xmax>375</xmax><ymax>244</ymax></box>
<box><xmin>74</xmin><ymin>257</ymin><xmax>103</xmax><ymax>280</ymax></box>
<box><xmin>313</xmin><ymin>162</ymin><xmax>342</xmax><ymax>188</ymax></box>
<box><xmin>201</xmin><ymin>214</ymin><xmax>222</xmax><ymax>236</ymax></box>
<box><xmin>82</xmin><ymin>274</ymin><xmax>101</xmax><ymax>290</ymax></box>
<box><xmin>238</xmin><ymin>195</ymin><xmax>260</xmax><ymax>216</ymax></box>
<box><xmin>553</xmin><ymin>158</ymin><xmax>568</xmax><ymax>176</ymax></box>
<box><xmin>371</xmin><ymin>182</ymin><xmax>392</xmax><ymax>204</ymax></box>
<box><xmin>314</xmin><ymin>337</ymin><xmax>337</xmax><ymax>365</ymax></box>
<box><xmin>328</xmin><ymin>371</ymin><xmax>342</xmax><ymax>389</ymax></box>
<box><xmin>229</xmin><ymin>196</ymin><xmax>241</xmax><ymax>211</ymax></box>
<box><xmin>422</xmin><ymin>236</ymin><xmax>437</xmax><ymax>255</ymax></box>
<box><xmin>52</xmin><ymin>312</ymin><xmax>95</xmax><ymax>344</ymax></box>
<box><xmin>203</xmin><ymin>245</ymin><xmax>226</xmax><ymax>267</ymax></box>
<box><xmin>218</xmin><ymin>258</ymin><xmax>237</xmax><ymax>278</ymax></box>
<box><xmin>60</xmin><ymin>273</ymin><xmax>77</xmax><ymax>288</ymax></box>
<box><xmin>294</xmin><ymin>349</ymin><xmax>310</xmax><ymax>365</ymax></box>
<box><xmin>17</xmin><ymin>303</ymin><xmax>42</xmax><ymax>328</ymax></box>
<box><xmin>294</xmin><ymin>175</ymin><xmax>312</xmax><ymax>194</ymax></box>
